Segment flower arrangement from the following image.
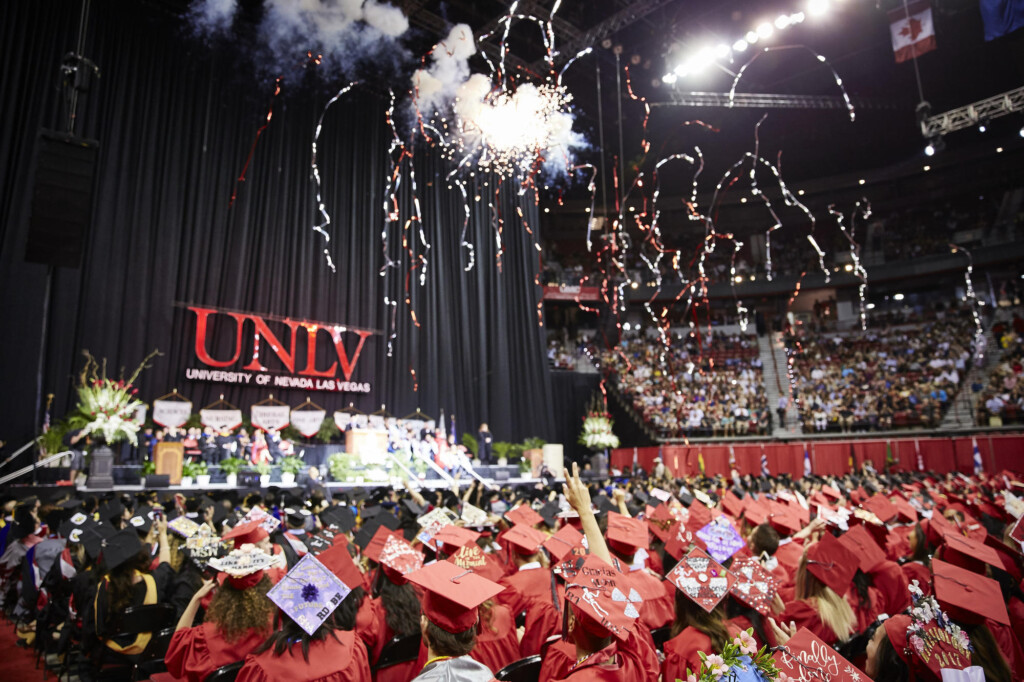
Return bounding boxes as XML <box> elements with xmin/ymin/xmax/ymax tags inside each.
<box><xmin>906</xmin><ymin>579</ymin><xmax>972</xmax><ymax>656</ymax></box>
<box><xmin>73</xmin><ymin>349</ymin><xmax>160</xmax><ymax>445</ymax></box>
<box><xmin>578</xmin><ymin>394</ymin><xmax>620</xmax><ymax>451</ymax></box>
<box><xmin>690</xmin><ymin>628</ymin><xmax>783</xmax><ymax>682</ymax></box>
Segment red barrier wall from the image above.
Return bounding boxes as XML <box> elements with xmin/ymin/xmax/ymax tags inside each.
<box><xmin>609</xmin><ymin>435</ymin><xmax>1024</xmax><ymax>477</ymax></box>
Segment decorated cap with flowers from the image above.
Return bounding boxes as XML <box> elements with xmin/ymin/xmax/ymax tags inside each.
<box><xmin>688</xmin><ymin>627</ymin><xmax>780</xmax><ymax>682</ymax></box>
<box><xmin>882</xmin><ymin>580</ymin><xmax>975</xmax><ymax>681</ymax></box>
<box><xmin>208</xmin><ymin>543</ymin><xmax>282</xmax><ymax>589</ymax></box>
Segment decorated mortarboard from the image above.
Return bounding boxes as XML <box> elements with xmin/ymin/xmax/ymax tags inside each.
<box><xmin>543</xmin><ymin>524</ymin><xmax>585</xmax><ymax>562</ymax></box>
<box><xmin>432</xmin><ymin>525</ymin><xmax>481</xmax><ymax>553</ymax></box>
<box><xmin>267</xmin><ymin>554</ymin><xmax>352</xmax><ymax>635</ymax></box>
<box><xmin>772</xmin><ymin>627</ymin><xmax>870</xmax><ymax>682</ymax></box>
<box><xmin>406</xmin><ymin>559</ymin><xmax>505</xmax><ymax>633</ymax></box>
<box><xmin>319</xmin><ymin>506</ymin><xmax>356</xmax><ymax>533</ymax></box>
<box><xmin>371</xmin><ymin>532</ymin><xmax>423</xmax><ymax>583</ymax></box>
<box><xmin>317</xmin><ymin>541</ymin><xmax>363</xmax><ymax>590</ymax></box>
<box><xmin>884</xmin><ymin>582</ymin><xmax>974</xmax><ymax>680</ymax></box>
<box><xmin>728</xmin><ymin>556</ymin><xmax>776</xmax><ymax>616</ymax></box>
<box><xmin>460</xmin><ymin>503</ymin><xmax>490</xmax><ymax>528</ymax></box>
<box><xmin>242</xmin><ymin>506</ymin><xmax>282</xmax><ymax>534</ymax></box>
<box><xmin>502</xmin><ymin>524</ymin><xmax>547</xmax><ymax>555</ymax></box>
<box><xmin>647</xmin><ymin>503</ymin><xmax>677</xmax><ymax>543</ymax></box>
<box><xmin>664</xmin><ymin>521</ymin><xmax>702</xmax><ymax>561</ymax></box>
<box><xmin>127</xmin><ymin>505</ymin><xmax>155</xmax><ymax>534</ymax></box>
<box><xmin>650</xmin><ymin>488</ymin><xmax>673</xmax><ymax>503</ymax></box>
<box><xmin>305</xmin><ymin>535</ymin><xmax>332</xmax><ymax>555</ymax></box>
<box><xmin>100</xmin><ymin>529</ymin><xmax>144</xmax><ymax>571</ymax></box>
<box><xmin>284</xmin><ymin>506</ymin><xmax>312</xmax><ymax>526</ymax></box>
<box><xmin>559</xmin><ymin>554</ymin><xmax>641</xmax><ymax>642</ymax></box>
<box><xmin>222</xmin><ymin>519</ymin><xmax>270</xmax><ymax>548</ymax></box>
<box><xmin>448</xmin><ymin>542</ymin><xmax>490</xmax><ymax>573</ymax></box>
<box><xmin>940</xmin><ymin>533</ymin><xmax>1004</xmax><ymax>575</ymax></box>
<box><xmin>504</xmin><ymin>503</ymin><xmax>544</xmax><ymax>528</ymax></box>
<box><xmin>836</xmin><ymin>524</ymin><xmax>887</xmax><ymax>574</ymax></box>
<box><xmin>666</xmin><ymin>547</ymin><xmax>736</xmax><ymax>613</ymax></box>
<box><xmin>805</xmin><ymin>533</ymin><xmax>859</xmax><ymax>597</ymax></box>
<box><xmin>416</xmin><ymin>506</ymin><xmax>458</xmax><ymax>545</ymax></box>
<box><xmin>605</xmin><ymin>512</ymin><xmax>649</xmax><ymax>553</ymax></box>
<box><xmin>696</xmin><ymin>518</ymin><xmax>746</xmax><ymax>564</ymax></box>
<box><xmin>209</xmin><ymin>544</ymin><xmax>281</xmax><ymax>589</ymax></box>
<box><xmin>168</xmin><ymin>515</ymin><xmax>202</xmax><ymax>539</ymax></box>
<box><xmin>186</xmin><ymin>530</ymin><xmax>226</xmax><ymax>561</ymax></box>
<box><xmin>694</xmin><ymin>489</ymin><xmax>715</xmax><ymax>508</ymax></box>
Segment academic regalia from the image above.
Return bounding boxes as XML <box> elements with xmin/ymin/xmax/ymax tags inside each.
<box><xmin>413</xmin><ymin>655</ymin><xmax>493</xmax><ymax>682</ymax></box>
<box><xmin>237</xmin><ymin>630</ymin><xmax>372</xmax><ymax>682</ymax></box>
<box><xmin>844</xmin><ymin>585</ymin><xmax>884</xmax><ymax>634</ymax></box>
<box><xmin>166</xmin><ymin>622</ymin><xmax>269</xmax><ymax>682</ymax></box>
<box><xmin>555</xmin><ymin>630</ymin><xmax>659</xmax><ymax>682</ymax></box>
<box><xmin>366</xmin><ymin>597</ymin><xmax>420</xmax><ymax>682</ymax></box>
<box><xmin>778</xmin><ymin>599</ymin><xmax>840</xmax><ymax>645</ymax></box>
<box><xmin>662</xmin><ymin>624</ymin><xmax>741</xmax><ymax>682</ymax></box>
<box><xmin>496</xmin><ymin>565</ymin><xmax>563</xmax><ymax>657</ymax></box>
<box><xmin>869</xmin><ymin>560</ymin><xmax>911</xmax><ymax>615</ymax></box>
<box><xmin>470</xmin><ymin>604</ymin><xmax>520</xmax><ymax>676</ymax></box>
<box><xmin>354</xmin><ymin>594</ymin><xmax>381</xmax><ymax>658</ymax></box>
<box><xmin>621</xmin><ymin>569</ymin><xmax>674</xmax><ymax>630</ymax></box>
<box><xmin>539</xmin><ymin>639</ymin><xmax>575</xmax><ymax>682</ymax></box>
<box><xmin>900</xmin><ymin>560</ymin><xmax>931</xmax><ymax>595</ymax></box>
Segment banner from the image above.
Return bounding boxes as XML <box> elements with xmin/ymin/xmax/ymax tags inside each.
<box><xmin>291</xmin><ymin>409</ymin><xmax>326</xmax><ymax>438</ymax></box>
<box><xmin>200</xmin><ymin>408</ymin><xmax>243</xmax><ymax>431</ymax></box>
<box><xmin>153</xmin><ymin>399</ymin><xmax>192</xmax><ymax>428</ymax></box>
<box><xmin>334</xmin><ymin>411</ymin><xmax>351</xmax><ymax>430</ymax></box>
<box><xmin>251</xmin><ymin>404</ymin><xmax>291</xmax><ymax>431</ymax></box>
<box><xmin>888</xmin><ymin>1</ymin><xmax>936</xmax><ymax>63</ymax></box>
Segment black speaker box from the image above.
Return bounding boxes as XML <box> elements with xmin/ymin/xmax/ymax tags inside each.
<box><xmin>146</xmin><ymin>474</ymin><xmax>170</xmax><ymax>488</ymax></box>
<box><xmin>24</xmin><ymin>130</ymin><xmax>99</xmax><ymax>268</ymax></box>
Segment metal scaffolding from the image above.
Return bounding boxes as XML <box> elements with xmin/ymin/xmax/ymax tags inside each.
<box><xmin>920</xmin><ymin>85</ymin><xmax>1024</xmax><ymax>138</ymax></box>
<box><xmin>651</xmin><ymin>91</ymin><xmax>902</xmax><ymax>111</ymax></box>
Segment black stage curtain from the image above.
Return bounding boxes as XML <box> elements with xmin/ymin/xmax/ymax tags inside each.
<box><xmin>0</xmin><ymin>0</ymin><xmax>554</xmax><ymax>457</ymax></box>
<box><xmin>550</xmin><ymin>371</ymin><xmax>602</xmax><ymax>465</ymax></box>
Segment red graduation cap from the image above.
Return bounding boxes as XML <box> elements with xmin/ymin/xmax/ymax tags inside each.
<box><xmin>606</xmin><ymin>512</ymin><xmax>650</xmax><ymax>554</ymax></box>
<box><xmin>542</xmin><ymin>524</ymin><xmax>585</xmax><ymax>562</ymax></box>
<box><xmin>432</xmin><ymin>525</ymin><xmax>481</xmax><ymax>554</ymax></box>
<box><xmin>504</xmin><ymin>504</ymin><xmax>544</xmax><ymax>528</ymax></box>
<box><xmin>837</xmin><ymin>524</ymin><xmax>887</xmax><ymax>574</ymax></box>
<box><xmin>665</xmin><ymin>547</ymin><xmax>736</xmax><ymax>613</ymax></box>
<box><xmin>743</xmin><ymin>500</ymin><xmax>770</xmax><ymax>527</ymax></box>
<box><xmin>406</xmin><ymin>560</ymin><xmax>506</xmax><ymax>633</ymax></box>
<box><xmin>721</xmin><ymin>491</ymin><xmax>745</xmax><ymax>518</ymax></box>
<box><xmin>664</xmin><ymin>522</ymin><xmax>701</xmax><ymax>561</ymax></box>
<box><xmin>685</xmin><ymin>503</ymin><xmax>712</xmax><ymax>534</ymax></box>
<box><xmin>562</xmin><ymin>554</ymin><xmax>641</xmax><ymax>642</ymax></box>
<box><xmin>502</xmin><ymin>524</ymin><xmax>547</xmax><ymax>556</ymax></box>
<box><xmin>939</xmin><ymin>532</ymin><xmax>1004</xmax><ymax>575</ymax></box>
<box><xmin>317</xmin><ymin>542</ymin><xmax>363</xmax><ymax>591</ymax></box>
<box><xmin>772</xmin><ymin>627</ymin><xmax>870</xmax><ymax>682</ymax></box>
<box><xmin>805</xmin><ymin>533</ymin><xmax>859</xmax><ymax>597</ymax></box>
<box><xmin>932</xmin><ymin>558</ymin><xmax>1010</xmax><ymax>626</ymax></box>
<box><xmin>891</xmin><ymin>496</ymin><xmax>918</xmax><ymax>524</ymax></box>
<box><xmin>884</xmin><ymin>613</ymin><xmax>973</xmax><ymax>680</ymax></box>
<box><xmin>923</xmin><ymin>512</ymin><xmax>957</xmax><ymax>548</ymax></box>
<box><xmin>768</xmin><ymin>510</ymin><xmax>802</xmax><ymax>536</ymax></box>
<box><xmin>861</xmin><ymin>494</ymin><xmax>898</xmax><ymax>524</ymax></box>
<box><xmin>222</xmin><ymin>519</ymin><xmax>270</xmax><ymax>548</ymax></box>
<box><xmin>822</xmin><ymin>485</ymin><xmax>842</xmax><ymax>501</ymax></box>
<box><xmin>729</xmin><ymin>556</ymin><xmax>776</xmax><ymax>616</ymax></box>
<box><xmin>447</xmin><ymin>542</ymin><xmax>490</xmax><ymax>573</ymax></box>
<box><xmin>647</xmin><ymin>504</ymin><xmax>677</xmax><ymax>543</ymax></box>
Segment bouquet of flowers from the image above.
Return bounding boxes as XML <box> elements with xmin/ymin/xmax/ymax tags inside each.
<box><xmin>74</xmin><ymin>349</ymin><xmax>160</xmax><ymax>446</ymax></box>
<box><xmin>690</xmin><ymin>629</ymin><xmax>783</xmax><ymax>682</ymax></box>
<box><xmin>578</xmin><ymin>394</ymin><xmax>620</xmax><ymax>451</ymax></box>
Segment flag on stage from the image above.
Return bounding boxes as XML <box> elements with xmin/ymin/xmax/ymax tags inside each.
<box><xmin>888</xmin><ymin>1</ymin><xmax>936</xmax><ymax>63</ymax></box>
<box><xmin>450</xmin><ymin>414</ymin><xmax>457</xmax><ymax>444</ymax></box>
<box><xmin>848</xmin><ymin>443</ymin><xmax>855</xmax><ymax>470</ymax></box>
<box><xmin>439</xmin><ymin>409</ymin><xmax>446</xmax><ymax>439</ymax></box>
<box><xmin>698</xmin><ymin>452</ymin><xmax>706</xmax><ymax>476</ymax></box>
<box><xmin>915</xmin><ymin>439</ymin><xmax>924</xmax><ymax>472</ymax></box>
<box><xmin>885</xmin><ymin>441</ymin><xmax>895</xmax><ymax>471</ymax></box>
<box><xmin>760</xmin><ymin>450</ymin><xmax>770</xmax><ymax>477</ymax></box>
<box><xmin>973</xmin><ymin>437</ymin><xmax>983</xmax><ymax>475</ymax></box>
<box><xmin>803</xmin><ymin>448</ymin><xmax>811</xmax><ymax>477</ymax></box>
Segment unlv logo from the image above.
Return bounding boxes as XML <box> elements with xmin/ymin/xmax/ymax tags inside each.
<box><xmin>188</xmin><ymin>306</ymin><xmax>373</xmax><ymax>385</ymax></box>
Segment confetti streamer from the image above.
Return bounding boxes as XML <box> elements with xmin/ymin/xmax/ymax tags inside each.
<box><xmin>949</xmin><ymin>243</ymin><xmax>987</xmax><ymax>364</ymax></box>
<box><xmin>230</xmin><ymin>77</ymin><xmax>282</xmax><ymax>207</ymax></box>
<box><xmin>310</xmin><ymin>81</ymin><xmax>359</xmax><ymax>272</ymax></box>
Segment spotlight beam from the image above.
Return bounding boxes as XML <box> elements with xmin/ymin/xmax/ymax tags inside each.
<box><xmin>651</xmin><ymin>91</ymin><xmax>902</xmax><ymax>111</ymax></box>
<box><xmin>920</xmin><ymin>85</ymin><xmax>1024</xmax><ymax>138</ymax></box>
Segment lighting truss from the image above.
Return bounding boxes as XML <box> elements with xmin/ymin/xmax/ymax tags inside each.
<box><xmin>920</xmin><ymin>85</ymin><xmax>1024</xmax><ymax>138</ymax></box>
<box><xmin>651</xmin><ymin>91</ymin><xmax>900</xmax><ymax>111</ymax></box>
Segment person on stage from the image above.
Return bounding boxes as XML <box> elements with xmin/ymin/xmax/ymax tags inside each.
<box><xmin>62</xmin><ymin>428</ymin><xmax>88</xmax><ymax>486</ymax></box>
<box><xmin>477</xmin><ymin>424</ymin><xmax>493</xmax><ymax>465</ymax></box>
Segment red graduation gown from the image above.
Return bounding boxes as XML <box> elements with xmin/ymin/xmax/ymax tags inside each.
<box><xmin>869</xmin><ymin>560</ymin><xmax>910</xmax><ymax>615</ymax></box>
<box><xmin>237</xmin><ymin>630</ymin><xmax>371</xmax><ymax>682</ymax></box>
<box><xmin>366</xmin><ymin>597</ymin><xmax>419</xmax><ymax>682</ymax></box>
<box><xmin>539</xmin><ymin>639</ymin><xmax>576</xmax><ymax>682</ymax></box>
<box><xmin>661</xmin><ymin>623</ymin><xmax>742</xmax><ymax>682</ymax></box>
<box><xmin>779</xmin><ymin>599</ymin><xmax>841</xmax><ymax>645</ymax></box>
<box><xmin>900</xmin><ymin>561</ymin><xmax>932</xmax><ymax>596</ymax></box>
<box><xmin>470</xmin><ymin>604</ymin><xmax>520</xmax><ymax>676</ymax></box>
<box><xmin>555</xmin><ymin>630</ymin><xmax>659</xmax><ymax>682</ymax></box>
<box><xmin>496</xmin><ymin>566</ymin><xmax>563</xmax><ymax>656</ymax></box>
<box><xmin>620</xmin><ymin>569</ymin><xmax>674</xmax><ymax>630</ymax></box>
<box><xmin>165</xmin><ymin>622</ymin><xmax>269</xmax><ymax>682</ymax></box>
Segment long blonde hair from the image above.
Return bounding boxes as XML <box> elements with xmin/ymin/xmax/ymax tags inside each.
<box><xmin>795</xmin><ymin>557</ymin><xmax>856</xmax><ymax>642</ymax></box>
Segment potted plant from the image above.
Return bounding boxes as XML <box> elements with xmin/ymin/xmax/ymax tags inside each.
<box><xmin>194</xmin><ymin>460</ymin><xmax>211</xmax><ymax>486</ymax></box>
<box><xmin>279</xmin><ymin>455</ymin><xmax>303</xmax><ymax>485</ymax></box>
<box><xmin>254</xmin><ymin>461</ymin><xmax>272</xmax><ymax>486</ymax></box>
<box><xmin>327</xmin><ymin>452</ymin><xmax>352</xmax><ymax>482</ymax></box>
<box><xmin>181</xmin><ymin>459</ymin><xmax>202</xmax><ymax>487</ymax></box>
<box><xmin>220</xmin><ymin>456</ymin><xmax>245</xmax><ymax>487</ymax></box>
<box><xmin>140</xmin><ymin>459</ymin><xmax>156</xmax><ymax>487</ymax></box>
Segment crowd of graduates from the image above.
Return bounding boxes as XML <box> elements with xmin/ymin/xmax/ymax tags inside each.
<box><xmin>0</xmin><ymin>461</ymin><xmax>1022</xmax><ymax>681</ymax></box>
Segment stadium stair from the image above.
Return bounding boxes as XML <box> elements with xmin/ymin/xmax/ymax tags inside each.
<box><xmin>939</xmin><ymin>329</ymin><xmax>997</xmax><ymax>430</ymax></box>
<box><xmin>759</xmin><ymin>332</ymin><xmax>802</xmax><ymax>437</ymax></box>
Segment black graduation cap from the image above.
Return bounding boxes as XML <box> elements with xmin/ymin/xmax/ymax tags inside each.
<box><xmin>679</xmin><ymin>490</ymin><xmax>696</xmax><ymax>507</ymax></box>
<box><xmin>593</xmin><ymin>495</ymin><xmax>617</xmax><ymax>514</ymax></box>
<box><xmin>731</xmin><ymin>486</ymin><xmax>746</xmax><ymax>500</ymax></box>
<box><xmin>350</xmin><ymin>488</ymin><xmax>369</xmax><ymax>503</ymax></box>
<box><xmin>210</xmin><ymin>503</ymin><xmax>228</xmax><ymax>527</ymax></box>
<box><xmin>864</xmin><ymin>481</ymin><xmax>880</xmax><ymax>495</ymax></box>
<box><xmin>538</xmin><ymin>501</ymin><xmax>560</xmax><ymax>529</ymax></box>
<box><xmin>98</xmin><ymin>499</ymin><xmax>125</xmax><ymax>525</ymax></box>
<box><xmin>79</xmin><ymin>525</ymin><xmax>113</xmax><ymax>559</ymax></box>
<box><xmin>59</xmin><ymin>498</ymin><xmax>84</xmax><ymax>511</ymax></box>
<box><xmin>284</xmin><ymin>507</ymin><xmax>312</xmax><ymax>526</ymax></box>
<box><xmin>362</xmin><ymin>505</ymin><xmax>386</xmax><ymax>521</ymax></box>
<box><xmin>100</xmin><ymin>529</ymin><xmax>143</xmax><ymax>570</ymax></box>
<box><xmin>402</xmin><ymin>498</ymin><xmax>426</xmax><ymax>517</ymax></box>
<box><xmin>320</xmin><ymin>506</ymin><xmax>355</xmax><ymax>533</ymax></box>
<box><xmin>127</xmin><ymin>505</ymin><xmax>154</xmax><ymax>534</ymax></box>
<box><xmin>633</xmin><ymin>490</ymin><xmax>650</xmax><ymax>505</ymax></box>
<box><xmin>353</xmin><ymin>516</ymin><xmax>393</xmax><ymax>550</ymax></box>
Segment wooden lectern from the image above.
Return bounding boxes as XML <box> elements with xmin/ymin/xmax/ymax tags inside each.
<box><xmin>154</xmin><ymin>442</ymin><xmax>184</xmax><ymax>485</ymax></box>
<box><xmin>345</xmin><ymin>429</ymin><xmax>388</xmax><ymax>461</ymax></box>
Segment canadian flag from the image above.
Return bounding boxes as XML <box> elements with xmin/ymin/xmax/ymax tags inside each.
<box><xmin>888</xmin><ymin>1</ymin><xmax>937</xmax><ymax>63</ymax></box>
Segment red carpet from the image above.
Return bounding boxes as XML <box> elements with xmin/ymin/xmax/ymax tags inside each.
<box><xmin>0</xmin><ymin>621</ymin><xmax>46</xmax><ymax>676</ymax></box>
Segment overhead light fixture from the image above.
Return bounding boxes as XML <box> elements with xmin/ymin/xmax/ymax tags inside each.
<box><xmin>978</xmin><ymin>118</ymin><xmax>988</xmax><ymax>133</ymax></box>
<box><xmin>858</xmin><ymin>178</ymin><xmax>866</xmax><ymax>185</ymax></box>
<box><xmin>924</xmin><ymin>136</ymin><xmax>945</xmax><ymax>156</ymax></box>
<box><xmin>756</xmin><ymin>22</ymin><xmax>774</xmax><ymax>38</ymax></box>
<box><xmin>996</xmin><ymin>147</ymin><xmax>1004</xmax><ymax>153</ymax></box>
<box><xmin>808</xmin><ymin>0</ymin><xmax>828</xmax><ymax>16</ymax></box>
<box><xmin>866</xmin><ymin>303</ymin><xmax>876</xmax><ymax>310</ymax></box>
<box><xmin>923</xmin><ymin>165</ymin><xmax>930</xmax><ymax>171</ymax></box>
<box><xmin>715</xmin><ymin>43</ymin><xmax>731</xmax><ymax>59</ymax></box>
<box><xmin>844</xmin><ymin>264</ymin><xmax>853</xmax><ymax>272</ymax></box>
<box><xmin>797</xmin><ymin>189</ymin><xmax>805</xmax><ymax>195</ymax></box>
<box><xmin>740</xmin><ymin>197</ymin><xmax>748</xmax><ymax>203</ymax></box>
<box><xmin>662</xmin><ymin>73</ymin><xmax>677</xmax><ymax>84</ymax></box>
<box><xmin>1019</xmin><ymin>125</ymin><xmax>1024</xmax><ymax>138</ymax></box>
<box><xmin>790</xmin><ymin>12</ymin><xmax>806</xmax><ymax>23</ymax></box>
<box><xmin>745</xmin><ymin>30</ymin><xmax>759</xmax><ymax>44</ymax></box>
<box><xmin>894</xmin><ymin>293</ymin><xmax>905</xmax><ymax>301</ymax></box>
<box><xmin>775</xmin><ymin>14</ymin><xmax>792</xmax><ymax>29</ymax></box>
<box><xmin>733</xmin><ymin>39</ymin><xmax>749</xmax><ymax>52</ymax></box>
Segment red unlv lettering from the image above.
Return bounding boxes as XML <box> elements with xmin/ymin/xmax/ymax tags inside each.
<box><xmin>189</xmin><ymin>306</ymin><xmax>372</xmax><ymax>381</ymax></box>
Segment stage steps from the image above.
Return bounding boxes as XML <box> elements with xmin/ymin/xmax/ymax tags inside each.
<box><xmin>759</xmin><ymin>332</ymin><xmax>802</xmax><ymax>437</ymax></box>
<box><xmin>939</xmin><ymin>329</ymin><xmax>997</xmax><ymax>430</ymax></box>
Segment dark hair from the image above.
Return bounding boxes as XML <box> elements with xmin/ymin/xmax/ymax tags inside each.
<box><xmin>749</xmin><ymin>523</ymin><xmax>779</xmax><ymax>557</ymax></box>
<box><xmin>965</xmin><ymin>623</ymin><xmax>1012</xmax><ymax>682</ymax></box>
<box><xmin>378</xmin><ymin>573</ymin><xmax>421</xmax><ymax>636</ymax></box>
<box><xmin>907</xmin><ymin>523</ymin><xmax>930</xmax><ymax>564</ymax></box>
<box><xmin>851</xmin><ymin>569</ymin><xmax>873</xmax><ymax>611</ymax></box>
<box><xmin>102</xmin><ymin>549</ymin><xmax>154</xmax><ymax>632</ymax></box>
<box><xmin>871</xmin><ymin>628</ymin><xmax>909</xmax><ymax>682</ymax></box>
<box><xmin>255</xmin><ymin>587</ymin><xmax>364</xmax><ymax>663</ymax></box>
<box><xmin>205</xmin><ymin>575</ymin><xmax>275</xmax><ymax>643</ymax></box>
<box><xmin>724</xmin><ymin>596</ymin><xmax>768</xmax><ymax>648</ymax></box>
<box><xmin>333</xmin><ymin>586</ymin><xmax>364</xmax><ymax>632</ymax></box>
<box><xmin>424</xmin><ymin>620</ymin><xmax>475</xmax><ymax>657</ymax></box>
<box><xmin>671</xmin><ymin>588</ymin><xmax>730</xmax><ymax>651</ymax></box>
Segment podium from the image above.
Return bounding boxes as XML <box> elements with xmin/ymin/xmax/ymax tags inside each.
<box><xmin>345</xmin><ymin>429</ymin><xmax>388</xmax><ymax>464</ymax></box>
<box><xmin>154</xmin><ymin>442</ymin><xmax>184</xmax><ymax>485</ymax></box>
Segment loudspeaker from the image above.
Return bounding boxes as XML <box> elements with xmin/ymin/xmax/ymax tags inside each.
<box><xmin>24</xmin><ymin>130</ymin><xmax>99</xmax><ymax>268</ymax></box>
<box><xmin>146</xmin><ymin>474</ymin><xmax>170</xmax><ymax>488</ymax></box>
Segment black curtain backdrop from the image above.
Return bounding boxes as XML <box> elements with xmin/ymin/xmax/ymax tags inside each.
<box><xmin>0</xmin><ymin>0</ymin><xmax>555</xmax><ymax>458</ymax></box>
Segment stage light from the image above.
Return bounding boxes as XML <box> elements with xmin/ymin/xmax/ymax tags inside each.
<box><xmin>996</xmin><ymin>147</ymin><xmax>1004</xmax><ymax>153</ymax></box>
<box><xmin>866</xmin><ymin>303</ymin><xmax>876</xmax><ymax>310</ymax></box>
<box><xmin>544</xmin><ymin>207</ymin><xmax>550</xmax><ymax>213</ymax></box>
<box><xmin>630</xmin><ymin>281</ymin><xmax>639</xmax><ymax>289</ymax></box>
<box><xmin>715</xmin><ymin>43</ymin><xmax>731</xmax><ymax>59</ymax></box>
<box><xmin>733</xmin><ymin>39</ymin><xmax>749</xmax><ymax>52</ymax></box>
<box><xmin>756</xmin><ymin>22</ymin><xmax>774</xmax><ymax>38</ymax></box>
<box><xmin>924</xmin><ymin>143</ymin><xmax>935</xmax><ymax>156</ymax></box>
<box><xmin>1019</xmin><ymin>125</ymin><xmax>1024</xmax><ymax>138</ymax></box>
<box><xmin>797</xmin><ymin>189</ymin><xmax>805</xmax><ymax>195</ymax></box>
<box><xmin>734</xmin><ymin>275</ymin><xmax>744</xmax><ymax>283</ymax></box>
<box><xmin>740</xmin><ymin>197</ymin><xmax>748</xmax><ymax>203</ymax></box>
<box><xmin>978</xmin><ymin>119</ymin><xmax>988</xmax><ymax>133</ymax></box>
<box><xmin>790</xmin><ymin>12</ymin><xmax>806</xmax><ymax>23</ymax></box>
<box><xmin>923</xmin><ymin>165</ymin><xmax>930</xmax><ymax>171</ymax></box>
<box><xmin>894</xmin><ymin>293</ymin><xmax>905</xmax><ymax>301</ymax></box>
<box><xmin>623</xmin><ymin>323</ymin><xmax>631</xmax><ymax>330</ymax></box>
<box><xmin>775</xmin><ymin>14</ymin><xmax>791</xmax><ymax>29</ymax></box>
<box><xmin>662</xmin><ymin>73</ymin><xmax>677</xmax><ymax>84</ymax></box>
<box><xmin>745</xmin><ymin>30</ymin><xmax>759</xmax><ymax>44</ymax></box>
<box><xmin>808</xmin><ymin>0</ymin><xmax>828</xmax><ymax>16</ymax></box>
<box><xmin>673</xmin><ymin>63</ymin><xmax>688</xmax><ymax>77</ymax></box>
<box><xmin>858</xmin><ymin>178</ymin><xmax>865</xmax><ymax>185</ymax></box>
<box><xmin>844</xmin><ymin>264</ymin><xmax>853</xmax><ymax>272</ymax></box>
